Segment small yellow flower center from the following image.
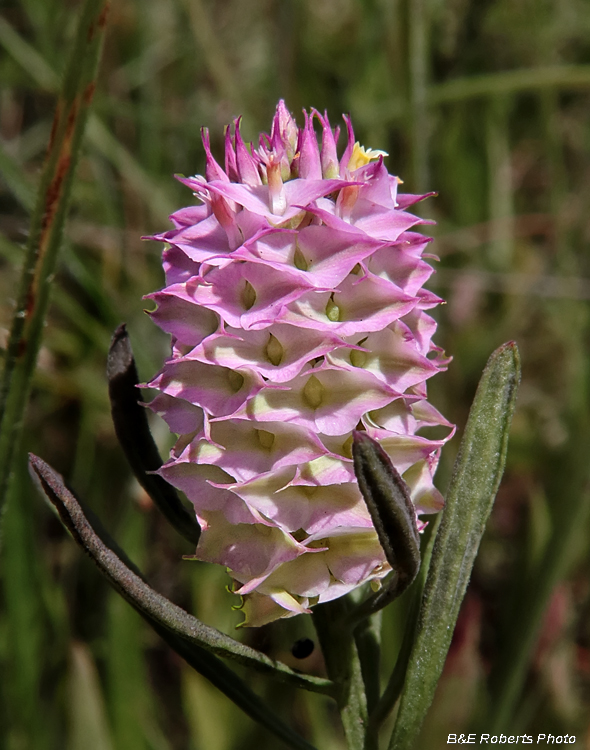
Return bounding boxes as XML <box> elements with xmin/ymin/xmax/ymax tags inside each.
<box><xmin>227</xmin><ymin>370</ymin><xmax>244</xmax><ymax>392</ymax></box>
<box><xmin>241</xmin><ymin>280</ymin><xmax>257</xmax><ymax>310</ymax></box>
<box><xmin>293</xmin><ymin>244</ymin><xmax>309</xmax><ymax>271</ymax></box>
<box><xmin>350</xmin><ymin>349</ymin><xmax>367</xmax><ymax>368</ymax></box>
<box><xmin>325</xmin><ymin>294</ymin><xmax>341</xmax><ymax>322</ymax></box>
<box><xmin>347</xmin><ymin>142</ymin><xmax>388</xmax><ymax>172</ymax></box>
<box><xmin>256</xmin><ymin>429</ymin><xmax>275</xmax><ymax>450</ymax></box>
<box><xmin>265</xmin><ymin>333</ymin><xmax>284</xmax><ymax>366</ymax></box>
<box><xmin>303</xmin><ymin>375</ymin><xmax>325</xmax><ymax>410</ymax></box>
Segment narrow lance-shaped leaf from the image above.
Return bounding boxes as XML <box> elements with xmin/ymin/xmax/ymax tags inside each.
<box><xmin>390</xmin><ymin>341</ymin><xmax>521</xmax><ymax>750</ymax></box>
<box><xmin>28</xmin><ymin>456</ymin><xmax>322</xmax><ymax>750</ymax></box>
<box><xmin>347</xmin><ymin>431</ymin><xmax>421</xmax><ymax>627</ymax></box>
<box><xmin>107</xmin><ymin>324</ymin><xmax>201</xmax><ymax>547</ymax></box>
<box><xmin>28</xmin><ymin>453</ymin><xmax>335</xmax><ymax>700</ymax></box>
<box><xmin>367</xmin><ymin>514</ymin><xmax>441</xmax><ymax>744</ymax></box>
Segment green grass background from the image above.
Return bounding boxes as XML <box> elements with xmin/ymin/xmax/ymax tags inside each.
<box><xmin>2</xmin><ymin>0</ymin><xmax>590</xmax><ymax>747</ymax></box>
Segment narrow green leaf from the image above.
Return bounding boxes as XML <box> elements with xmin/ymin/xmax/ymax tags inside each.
<box><xmin>390</xmin><ymin>341</ymin><xmax>521</xmax><ymax>750</ymax></box>
<box><xmin>352</xmin><ymin>431</ymin><xmax>420</xmax><ymax>585</ymax></box>
<box><xmin>367</xmin><ymin>514</ymin><xmax>441</xmax><ymax>741</ymax></box>
<box><xmin>68</xmin><ymin>643</ymin><xmax>115</xmax><ymax>750</ymax></box>
<box><xmin>28</xmin><ymin>453</ymin><xmax>334</xmax><ymax>699</ymax></box>
<box><xmin>347</xmin><ymin>431</ymin><xmax>421</xmax><ymax>628</ymax></box>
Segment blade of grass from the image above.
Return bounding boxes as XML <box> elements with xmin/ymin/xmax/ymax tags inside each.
<box><xmin>0</xmin><ymin>141</ymin><xmax>36</xmax><ymax>211</ymax></box>
<box><xmin>389</xmin><ymin>342</ymin><xmax>521</xmax><ymax>750</ymax></box>
<box><xmin>0</xmin><ymin>0</ymin><xmax>110</xmax><ymax>522</ymax></box>
<box><xmin>0</xmin><ymin>15</ymin><xmax>58</xmax><ymax>92</ymax></box>
<box><xmin>0</xmin><ymin>16</ymin><xmax>174</xmax><ymax>223</ymax></box>
<box><xmin>68</xmin><ymin>643</ymin><xmax>115</xmax><ymax>750</ymax></box>
<box><xmin>0</xmin><ymin>457</ymin><xmax>50</xmax><ymax>750</ymax></box>
<box><xmin>408</xmin><ymin>0</ymin><xmax>430</xmax><ymax>193</ymax></box>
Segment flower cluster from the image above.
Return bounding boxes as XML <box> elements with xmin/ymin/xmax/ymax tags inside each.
<box><xmin>146</xmin><ymin>101</ymin><xmax>453</xmax><ymax>626</ymax></box>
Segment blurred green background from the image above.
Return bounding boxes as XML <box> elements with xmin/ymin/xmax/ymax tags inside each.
<box><xmin>2</xmin><ymin>0</ymin><xmax>590</xmax><ymax>747</ymax></box>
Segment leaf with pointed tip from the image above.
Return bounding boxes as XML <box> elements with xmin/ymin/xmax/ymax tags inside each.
<box><xmin>348</xmin><ymin>431</ymin><xmax>421</xmax><ymax>627</ymax></box>
<box><xmin>390</xmin><ymin>342</ymin><xmax>521</xmax><ymax>750</ymax></box>
<box><xmin>28</xmin><ymin>453</ymin><xmax>334</xmax><ymax>705</ymax></box>
<box><xmin>107</xmin><ymin>324</ymin><xmax>201</xmax><ymax>547</ymax></box>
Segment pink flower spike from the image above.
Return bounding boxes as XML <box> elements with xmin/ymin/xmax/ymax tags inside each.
<box><xmin>146</xmin><ymin>100</ymin><xmax>453</xmax><ymax>624</ymax></box>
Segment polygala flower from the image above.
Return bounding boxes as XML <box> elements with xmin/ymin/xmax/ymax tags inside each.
<box><xmin>145</xmin><ymin>101</ymin><xmax>454</xmax><ymax>626</ymax></box>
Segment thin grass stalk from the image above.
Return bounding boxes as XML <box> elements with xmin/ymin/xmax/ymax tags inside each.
<box><xmin>487</xmin><ymin>471</ymin><xmax>590</xmax><ymax>731</ymax></box>
<box><xmin>408</xmin><ymin>0</ymin><xmax>430</xmax><ymax>193</ymax></box>
<box><xmin>0</xmin><ymin>0</ymin><xmax>110</xmax><ymax>520</ymax></box>
<box><xmin>182</xmin><ymin>0</ymin><xmax>246</xmax><ymax>115</ymax></box>
<box><xmin>485</xmin><ymin>96</ymin><xmax>514</xmax><ymax>271</ymax></box>
<box><xmin>429</xmin><ymin>65</ymin><xmax>590</xmax><ymax>105</ymax></box>
<box><xmin>0</xmin><ymin>18</ymin><xmax>174</xmax><ymax>223</ymax></box>
<box><xmin>356</xmin><ymin>65</ymin><xmax>590</xmax><ymax>132</ymax></box>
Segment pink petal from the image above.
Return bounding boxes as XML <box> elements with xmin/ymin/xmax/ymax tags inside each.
<box><xmin>147</xmin><ymin>359</ymin><xmax>264</xmax><ymax>417</ymax></box>
<box><xmin>186</xmin><ymin>323</ymin><xmax>348</xmax><ymax>382</ymax></box>
<box><xmin>177</xmin><ymin>418</ymin><xmax>329</xmax><ymax>482</ymax></box>
<box><xmin>234</xmin><ymin>365</ymin><xmax>397</xmax><ymax>436</ymax></box>
<box><xmin>280</xmin><ymin>273</ymin><xmax>417</xmax><ymax>336</ymax></box>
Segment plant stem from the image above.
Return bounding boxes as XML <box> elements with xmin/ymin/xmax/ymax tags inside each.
<box><xmin>0</xmin><ymin>0</ymin><xmax>109</xmax><ymax>522</ymax></box>
<box><xmin>312</xmin><ymin>599</ymin><xmax>370</xmax><ymax>750</ymax></box>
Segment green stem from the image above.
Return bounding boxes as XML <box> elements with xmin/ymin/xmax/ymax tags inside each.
<box><xmin>312</xmin><ymin>599</ymin><xmax>370</xmax><ymax>750</ymax></box>
<box><xmin>354</xmin><ymin>611</ymin><xmax>382</xmax><ymax>716</ymax></box>
<box><xmin>408</xmin><ymin>0</ymin><xmax>430</xmax><ymax>193</ymax></box>
<box><xmin>367</xmin><ymin>514</ymin><xmax>442</xmax><ymax>742</ymax></box>
<box><xmin>0</xmin><ymin>0</ymin><xmax>109</xmax><ymax>521</ymax></box>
